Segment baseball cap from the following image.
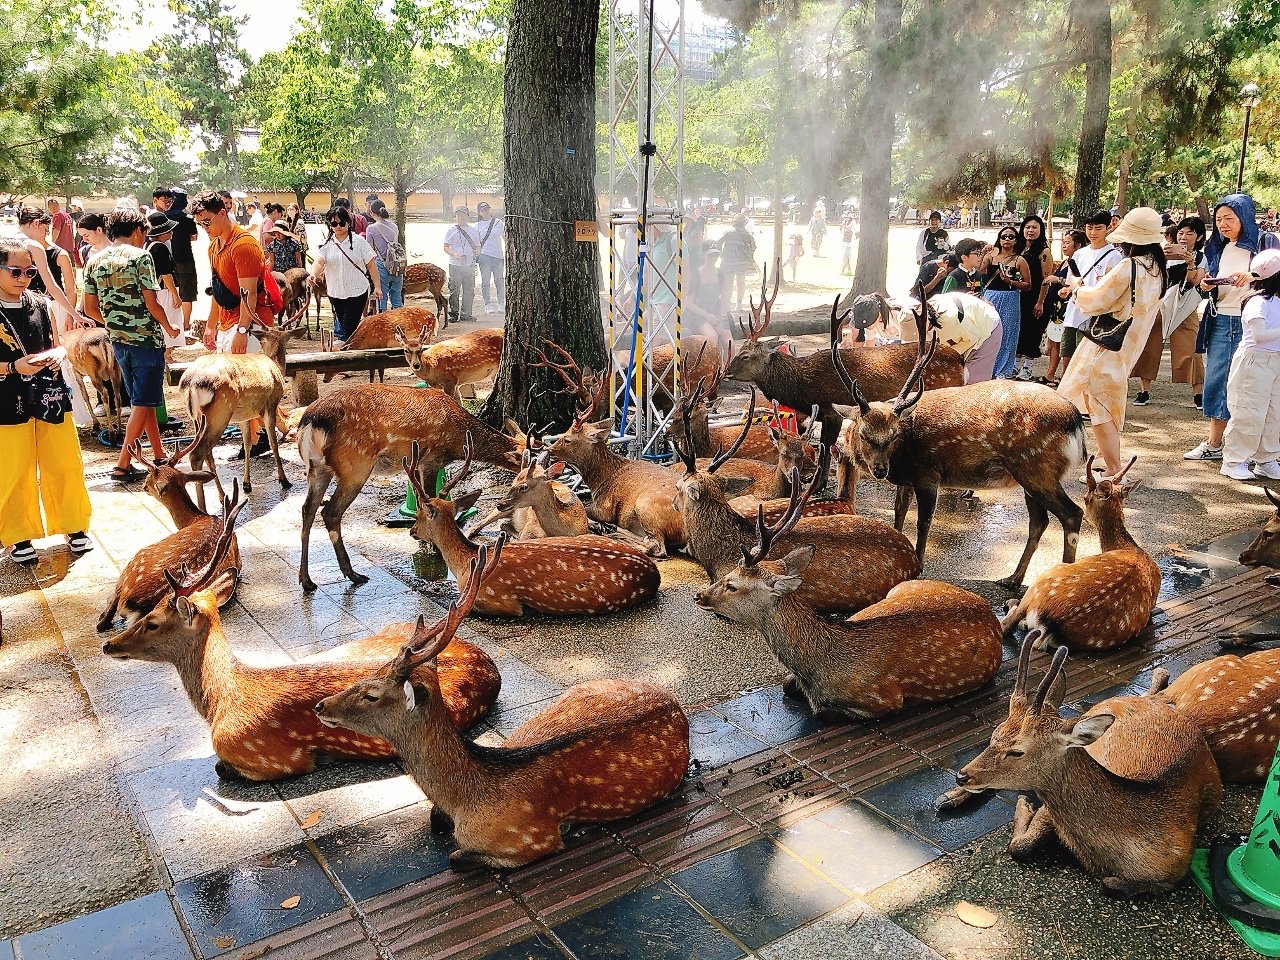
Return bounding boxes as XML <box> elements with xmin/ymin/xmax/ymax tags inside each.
<box><xmin>477</xmin><ymin>201</ymin><xmax>491</xmax><ymax>210</ymax></box>
<box><xmin>1251</xmin><ymin>249</ymin><xmax>1280</xmax><ymax>280</ymax></box>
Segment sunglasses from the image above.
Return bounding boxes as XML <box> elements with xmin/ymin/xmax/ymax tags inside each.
<box><xmin>194</xmin><ymin>216</ymin><xmax>214</xmax><ymax>227</ymax></box>
<box><xmin>3</xmin><ymin>266</ymin><xmax>39</xmax><ymax>280</ymax></box>
<box><xmin>329</xmin><ymin>220</ymin><xmax>347</xmax><ymax>228</ymax></box>
<box><xmin>999</xmin><ymin>234</ymin><xmax>1017</xmax><ymax>241</ymax></box>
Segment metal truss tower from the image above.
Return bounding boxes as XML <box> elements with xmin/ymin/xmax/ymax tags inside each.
<box><xmin>606</xmin><ymin>0</ymin><xmax>686</xmax><ymax>456</ymax></box>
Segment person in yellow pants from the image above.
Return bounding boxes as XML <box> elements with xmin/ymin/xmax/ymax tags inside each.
<box><xmin>0</xmin><ymin>237</ymin><xmax>92</xmax><ymax>565</ymax></box>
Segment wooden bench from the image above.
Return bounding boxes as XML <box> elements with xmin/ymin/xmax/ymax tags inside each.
<box><xmin>167</xmin><ymin>347</ymin><xmax>408</xmax><ymax>386</ymax></box>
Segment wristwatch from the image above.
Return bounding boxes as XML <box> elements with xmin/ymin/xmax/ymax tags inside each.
<box><xmin>236</xmin><ymin>326</ymin><xmax>249</xmax><ymax>335</ymax></box>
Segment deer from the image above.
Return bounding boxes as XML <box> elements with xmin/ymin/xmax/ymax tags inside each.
<box><xmin>470</xmin><ymin>451</ymin><xmax>586</xmax><ymax>540</ymax></box>
<box><xmin>672</xmin><ymin>404</ymin><xmax>920</xmax><ymax>613</ymax></box>
<box><xmin>397</xmin><ymin>326</ymin><xmax>503</xmax><ymax>402</ymax></box>
<box><xmin>402</xmin><ymin>261</ymin><xmax>449</xmax><ymax>327</ymax></box>
<box><xmin>101</xmin><ymin>496</ymin><xmax>501</xmax><ymax>782</ymax></box>
<box><xmin>274</xmin><ymin>268</ymin><xmax>311</xmax><ymax>331</ymax></box>
<box><xmin>1001</xmin><ymin>457</ymin><xmax>1159</xmax><ymax>651</ymax></box>
<box><xmin>62</xmin><ymin>324</ymin><xmax>125</xmax><ymax>438</ymax></box>
<box><xmin>666</xmin><ymin>349</ymin><xmax>781</xmax><ymax>463</ymax></box>
<box><xmin>179</xmin><ymin>320</ymin><xmax>301</xmax><ymax>510</ymax></box>
<box><xmin>314</xmin><ymin>541</ymin><xmax>689</xmax><ymax>868</ymax></box>
<box><xmin>724</xmin><ymin>266</ymin><xmax>965</xmax><ymax>482</ymax></box>
<box><xmin>949</xmin><ymin>638</ymin><xmax>1221</xmax><ymax>898</ymax></box>
<box><xmin>97</xmin><ymin>425</ymin><xmax>241</xmax><ymax>632</ymax></box>
<box><xmin>404</xmin><ymin>438</ymin><xmax>659</xmax><ymax>616</ymax></box>
<box><xmin>1240</xmin><ymin>487</ymin><xmax>1280</xmax><ymax>568</ymax></box>
<box><xmin>296</xmin><ymin>383</ymin><xmax>527</xmax><ymax>591</ymax></box>
<box><xmin>695</xmin><ymin>499</ymin><xmax>1001</xmax><ymax>719</ymax></box>
<box><xmin>339</xmin><ymin>305</ymin><xmax>438</xmax><ymax>351</ymax></box>
<box><xmin>831</xmin><ymin>332</ymin><xmax>1085</xmax><ymax>587</ymax></box>
<box><xmin>612</xmin><ymin>334</ymin><xmax>723</xmax><ymax>415</ymax></box>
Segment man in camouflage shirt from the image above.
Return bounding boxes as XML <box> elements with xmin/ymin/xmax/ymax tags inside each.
<box><xmin>82</xmin><ymin>209</ymin><xmax>178</xmax><ymax>481</ymax></box>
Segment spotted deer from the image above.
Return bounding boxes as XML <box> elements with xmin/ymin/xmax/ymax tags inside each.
<box><xmin>97</xmin><ymin>424</ymin><xmax>240</xmax><ymax>632</ymax></box>
<box><xmin>315</xmin><ymin>542</ymin><xmax>689</xmax><ymax>868</ymax></box>
<box><xmin>1001</xmin><ymin>457</ymin><xmax>1159</xmax><ymax>651</ymax></box>
<box><xmin>1240</xmin><ymin>487</ymin><xmax>1280</xmax><ymax>567</ymax></box>
<box><xmin>725</xmin><ymin>269</ymin><xmax>965</xmax><ymax>481</ymax></box>
<box><xmin>339</xmin><ymin>304</ymin><xmax>438</xmax><ymax>350</ymax></box>
<box><xmin>296</xmin><ymin>383</ymin><xmax>526</xmax><ymax>591</ymax></box>
<box><xmin>613</xmin><ymin>333</ymin><xmax>723</xmax><ymax>415</ymax></box>
<box><xmin>831</xmin><ymin>334</ymin><xmax>1085</xmax><ymax>586</ymax></box>
<box><xmin>404</xmin><ymin>438</ymin><xmax>659</xmax><ymax>616</ymax></box>
<box><xmin>471</xmin><ymin>453</ymin><xmax>586</xmax><ymax>539</ymax></box>
<box><xmin>180</xmin><ymin>321</ymin><xmax>302</xmax><ymax>509</ymax></box>
<box><xmin>666</xmin><ymin>349</ymin><xmax>780</xmax><ymax>463</ymax></box>
<box><xmin>396</xmin><ymin>326</ymin><xmax>503</xmax><ymax>401</ymax></box>
<box><xmin>62</xmin><ymin>324</ymin><xmax>125</xmax><ymax>438</ymax></box>
<box><xmin>402</xmin><ymin>261</ymin><xmax>449</xmax><ymax>326</ymax></box>
<box><xmin>672</xmin><ymin>407</ymin><xmax>919</xmax><ymax>613</ymax></box>
<box><xmin>101</xmin><ymin>497</ymin><xmax>500</xmax><ymax>781</ymax></box>
<box><xmin>950</xmin><ymin>639</ymin><xmax>1221</xmax><ymax>898</ymax></box>
<box><xmin>695</xmin><ymin>505</ymin><xmax>1001</xmax><ymax>718</ymax></box>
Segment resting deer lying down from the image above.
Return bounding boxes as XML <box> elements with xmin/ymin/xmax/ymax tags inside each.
<box><xmin>102</xmin><ymin>494</ymin><xmax>499</xmax><ymax>781</ymax></box>
<box><xmin>316</xmin><ymin>540</ymin><xmax>689</xmax><ymax>869</ymax></box>
<box><xmin>665</xmin><ymin>344</ymin><xmax>780</xmax><ymax>464</ymax></box>
<box><xmin>950</xmin><ymin>638</ymin><xmax>1220</xmax><ymax>898</ymax></box>
<box><xmin>1240</xmin><ymin>487</ymin><xmax>1280</xmax><ymax>567</ymax></box>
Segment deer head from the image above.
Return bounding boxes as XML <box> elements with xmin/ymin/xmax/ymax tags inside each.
<box><xmin>1241</xmin><ymin>487</ymin><xmax>1280</xmax><ymax>567</ymax></box>
<box><xmin>672</xmin><ymin>385</ymin><xmax>759</xmax><ymax>510</ymax></box>
<box><xmin>404</xmin><ymin>435</ymin><xmax>483</xmax><ymax>549</ymax></box>
<box><xmin>1083</xmin><ymin>455</ymin><xmax>1139</xmax><ymax>527</ymax></box>
<box><xmin>768</xmin><ymin>403</ymin><xmax>821</xmax><ymax>484</ymax></box>
<box><xmin>315</xmin><ymin>538</ymin><xmax>504</xmax><ymax>732</ymax></box>
<box><xmin>102</xmin><ymin>486</ymin><xmax>245</xmax><ymax>661</ymax></box>
<box><xmin>830</xmin><ymin>330</ymin><xmax>938</xmax><ymax>480</ymax></box>
<box><xmin>394</xmin><ymin>323</ymin><xmax>434</xmax><ymax>375</ymax></box>
<box><xmin>724</xmin><ymin>261</ymin><xmax>780</xmax><ymax>384</ymax></box>
<box><xmin>132</xmin><ymin>417</ymin><xmax>217</xmax><ymax>505</ymax></box>
<box><xmin>542</xmin><ymin>343</ymin><xmax>614</xmax><ymax>466</ymax></box>
<box><xmin>667</xmin><ymin>343</ymin><xmax>730</xmax><ymax>454</ymax></box>
<box><xmin>257</xmin><ymin>324</ymin><xmax>303</xmax><ymax>366</ymax></box>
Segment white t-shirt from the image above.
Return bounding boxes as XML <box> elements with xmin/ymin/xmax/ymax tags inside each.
<box><xmin>444</xmin><ymin>224</ymin><xmax>480</xmax><ymax>268</ymax></box>
<box><xmin>1215</xmin><ymin>242</ymin><xmax>1252</xmax><ymax>316</ymax></box>
<box><xmin>1242</xmin><ymin>294</ymin><xmax>1280</xmax><ymax>353</ymax></box>
<box><xmin>1063</xmin><ymin>243</ymin><xmax>1121</xmax><ymax>330</ymax></box>
<box><xmin>316</xmin><ymin>233</ymin><xmax>375</xmax><ymax>298</ymax></box>
<box><xmin>475</xmin><ymin>216</ymin><xmax>505</xmax><ymax>259</ymax></box>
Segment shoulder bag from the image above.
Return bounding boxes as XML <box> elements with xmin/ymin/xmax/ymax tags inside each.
<box><xmin>325</xmin><ymin>235</ymin><xmax>373</xmax><ymax>313</ymax></box>
<box><xmin>1082</xmin><ymin>259</ymin><xmax>1137</xmax><ymax>352</ymax></box>
<box><xmin>2</xmin><ymin>296</ymin><xmax>71</xmax><ymax>424</ymax></box>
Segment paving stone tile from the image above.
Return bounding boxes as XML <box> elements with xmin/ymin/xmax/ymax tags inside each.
<box><xmin>1190</xmin><ymin>526</ymin><xmax>1263</xmax><ymax>563</ymax></box>
<box><xmin>325</xmin><ymin>588</ymin><xmax>449</xmax><ymax>634</ymax></box>
<box><xmin>313</xmin><ymin>802</ymin><xmax>453</xmax><ymax>902</ymax></box>
<box><xmin>13</xmin><ymin>891</ymin><xmax>191</xmax><ymax>960</ymax></box>
<box><xmin>0</xmin><ymin>940</ymin><xmax>11</xmax><ymax>960</ymax></box>
<box><xmin>770</xmin><ymin>799</ymin><xmax>942</xmax><ymax>895</ymax></box>
<box><xmin>669</xmin><ymin>836</ymin><xmax>848</xmax><ymax>948</ymax></box>
<box><xmin>713</xmin><ymin>685</ymin><xmax>827</xmax><ymax>745</ymax></box>
<box><xmin>127</xmin><ymin>756</ymin><xmax>304</xmax><ymax>882</ymax></box>
<box><xmin>616</xmin><ymin>789</ymin><xmax>763</xmax><ymax>873</ymax></box>
<box><xmin>276</xmin><ymin>760</ymin><xmax>425</xmax><ymax>837</ymax></box>
<box><xmin>173</xmin><ymin>842</ymin><xmax>346</xmax><ymax>959</ymax></box>
<box><xmin>487</xmin><ymin>696</ymin><xmax>564</xmax><ymax>737</ymax></box>
<box><xmin>507</xmin><ymin>826</ymin><xmax>647</xmax><ymax>921</ymax></box>
<box><xmin>220</xmin><ymin>910</ymin><xmax>377</xmax><ymax>960</ymax></box>
<box><xmin>754</xmin><ymin>900</ymin><xmax>944</xmax><ymax>960</ymax></box>
<box><xmin>552</xmin><ymin>880</ymin><xmax>744</xmax><ymax>960</ymax></box>
<box><xmin>477</xmin><ymin>933</ymin><xmax>567</xmax><ymax>960</ymax></box>
<box><xmin>237</xmin><ymin>590</ymin><xmax>367</xmax><ymax>653</ymax></box>
<box><xmin>860</xmin><ymin>766</ymin><xmax>1013</xmax><ymax>852</ymax></box>
<box><xmin>687</xmin><ymin>709</ymin><xmax>770</xmax><ymax>770</ymax></box>
<box><xmin>489</xmin><ymin>649</ymin><xmax>566</xmax><ymax>711</ymax></box>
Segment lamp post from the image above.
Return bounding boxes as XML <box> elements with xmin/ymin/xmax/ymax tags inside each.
<box><xmin>1237</xmin><ymin>82</ymin><xmax>1262</xmax><ymax>193</ymax></box>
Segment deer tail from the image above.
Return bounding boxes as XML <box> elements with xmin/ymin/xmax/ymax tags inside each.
<box><xmin>1061</xmin><ymin>411</ymin><xmax>1087</xmax><ymax>474</ymax></box>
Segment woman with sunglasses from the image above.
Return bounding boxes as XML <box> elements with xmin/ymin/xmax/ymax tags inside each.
<box><xmin>308</xmin><ymin>207</ymin><xmax>380</xmax><ymax>344</ymax></box>
<box><xmin>0</xmin><ymin>237</ymin><xmax>93</xmax><ymax>566</ymax></box>
<box><xmin>982</xmin><ymin>227</ymin><xmax>1031</xmax><ymax>378</ymax></box>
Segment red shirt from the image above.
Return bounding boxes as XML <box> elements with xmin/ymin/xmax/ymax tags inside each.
<box><xmin>209</xmin><ymin>226</ymin><xmax>274</xmax><ymax>331</ymax></box>
<box><xmin>50</xmin><ymin>211</ymin><xmax>76</xmax><ymax>257</ymax></box>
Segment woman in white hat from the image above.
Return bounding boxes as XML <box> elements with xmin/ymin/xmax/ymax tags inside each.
<box><xmin>1059</xmin><ymin>207</ymin><xmax>1168</xmax><ymax>480</ymax></box>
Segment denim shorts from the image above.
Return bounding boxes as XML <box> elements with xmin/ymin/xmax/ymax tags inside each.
<box><xmin>112</xmin><ymin>341</ymin><xmax>165</xmax><ymax>408</ymax></box>
<box><xmin>1202</xmin><ymin>312</ymin><xmax>1242</xmax><ymax>421</ymax></box>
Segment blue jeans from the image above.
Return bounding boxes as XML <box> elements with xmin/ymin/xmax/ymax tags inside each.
<box><xmin>375</xmin><ymin>260</ymin><xmax>404</xmax><ymax>312</ymax></box>
<box><xmin>477</xmin><ymin>254</ymin><xmax>504</xmax><ymax>308</ymax></box>
<box><xmin>112</xmin><ymin>341</ymin><xmax>165</xmax><ymax>407</ymax></box>
<box><xmin>1202</xmin><ymin>311</ymin><xmax>1242</xmax><ymax>421</ymax></box>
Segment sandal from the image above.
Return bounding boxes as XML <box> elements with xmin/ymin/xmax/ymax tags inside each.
<box><xmin>110</xmin><ymin>466</ymin><xmax>144</xmax><ymax>483</ymax></box>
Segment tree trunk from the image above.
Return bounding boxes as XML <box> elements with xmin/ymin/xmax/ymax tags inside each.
<box><xmin>1114</xmin><ymin>112</ymin><xmax>1136</xmax><ymax>214</ymax></box>
<box><xmin>393</xmin><ymin>167</ymin><xmax>410</xmax><ymax>240</ymax></box>
<box><xmin>771</xmin><ymin>30</ymin><xmax>786</xmax><ymax>280</ymax></box>
<box><xmin>1070</xmin><ymin>0</ymin><xmax>1112</xmax><ymax>228</ymax></box>
<box><xmin>1185</xmin><ymin>166</ymin><xmax>1210</xmax><ymax>222</ymax></box>
<box><xmin>850</xmin><ymin>0</ymin><xmax>902</xmax><ymax>297</ymax></box>
<box><xmin>440</xmin><ymin>178</ymin><xmax>454</xmax><ymax>219</ymax></box>
<box><xmin>480</xmin><ymin>0</ymin><xmax>605</xmax><ymax>430</ymax></box>
<box><xmin>293</xmin><ymin>187</ymin><xmax>311</xmax><ymax>209</ymax></box>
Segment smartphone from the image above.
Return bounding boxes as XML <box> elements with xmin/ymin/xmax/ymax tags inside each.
<box><xmin>1203</xmin><ymin>276</ymin><xmax>1230</xmax><ymax>287</ymax></box>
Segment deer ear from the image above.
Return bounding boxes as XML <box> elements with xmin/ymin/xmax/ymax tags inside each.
<box><xmin>1060</xmin><ymin>713</ymin><xmax>1114</xmax><ymax>748</ymax></box>
<box><xmin>403</xmin><ymin>680</ymin><xmax>416</xmax><ymax>711</ymax></box>
<box><xmin>208</xmin><ymin>569</ymin><xmax>238</xmax><ymax>606</ymax></box>
<box><xmin>452</xmin><ymin>489</ymin><xmax>483</xmax><ymax>516</ymax></box>
<box><xmin>768</xmin><ymin>570</ymin><xmax>806</xmax><ymax>598</ymax></box>
<box><xmin>1119</xmin><ymin>478</ymin><xmax>1141</xmax><ymax>497</ymax></box>
<box><xmin>545</xmin><ymin>461</ymin><xmax>566</xmax><ymax>479</ymax></box>
<box><xmin>175</xmin><ymin>596</ymin><xmax>196</xmax><ymax>624</ymax></box>
<box><xmin>720</xmin><ymin>475</ymin><xmax>755</xmax><ymax>497</ymax></box>
<box><xmin>832</xmin><ymin>403</ymin><xmax>859</xmax><ymax>421</ymax></box>
<box><xmin>780</xmin><ymin>544</ymin><xmax>816</xmax><ymax>579</ymax></box>
<box><xmin>182</xmin><ymin>470</ymin><xmax>218</xmax><ymax>484</ymax></box>
<box><xmin>682</xmin><ymin>478</ymin><xmax>702</xmax><ymax>502</ymax></box>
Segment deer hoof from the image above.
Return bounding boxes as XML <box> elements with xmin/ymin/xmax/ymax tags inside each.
<box><xmin>1100</xmin><ymin>876</ymin><xmax>1147</xmax><ymax>900</ymax></box>
<box><xmin>935</xmin><ymin>787</ymin><xmax>977</xmax><ymax>813</ymax></box>
<box><xmin>448</xmin><ymin>849</ymin><xmax>490</xmax><ymax>872</ymax></box>
<box><xmin>345</xmin><ymin>571</ymin><xmax>370</xmax><ymax>587</ymax></box>
<box><xmin>280</xmin><ymin>477</ymin><xmax>293</xmax><ymax>490</ymax></box>
<box><xmin>300</xmin><ymin>575</ymin><xmax>318</xmax><ymax>593</ymax></box>
<box><xmin>96</xmin><ymin>614</ymin><xmax>116</xmax><ymax>633</ymax></box>
<box><xmin>996</xmin><ymin>575</ymin><xmax>1024</xmax><ymax>591</ymax></box>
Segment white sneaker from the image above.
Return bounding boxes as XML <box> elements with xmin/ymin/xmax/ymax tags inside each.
<box><xmin>1184</xmin><ymin>441</ymin><xmax>1224</xmax><ymax>461</ymax></box>
<box><xmin>1015</xmin><ymin>366</ymin><xmax>1034</xmax><ymax>381</ymax></box>
<box><xmin>483</xmin><ymin>303</ymin><xmax>495</xmax><ymax>315</ymax></box>
<box><xmin>1253</xmin><ymin>460</ymin><xmax>1280</xmax><ymax>480</ymax></box>
<box><xmin>93</xmin><ymin>403</ymin><xmax>106</xmax><ymax>417</ymax></box>
<box><xmin>1221</xmin><ymin>462</ymin><xmax>1253</xmax><ymax>481</ymax></box>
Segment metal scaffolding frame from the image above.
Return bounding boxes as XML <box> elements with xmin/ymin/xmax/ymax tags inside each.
<box><xmin>606</xmin><ymin>0</ymin><xmax>686</xmax><ymax>457</ymax></box>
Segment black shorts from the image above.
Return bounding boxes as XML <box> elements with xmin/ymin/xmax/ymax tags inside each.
<box><xmin>174</xmin><ymin>264</ymin><xmax>198</xmax><ymax>303</ymax></box>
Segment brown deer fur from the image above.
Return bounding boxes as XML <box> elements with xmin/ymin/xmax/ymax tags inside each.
<box><xmin>315</xmin><ymin>545</ymin><xmax>688</xmax><ymax>868</ymax></box>
<box><xmin>396</xmin><ymin>327</ymin><xmax>503</xmax><ymax>402</ymax></box>
<box><xmin>296</xmin><ymin>385</ymin><xmax>525</xmax><ymax>591</ymax></box>
<box><xmin>340</xmin><ymin>305</ymin><xmax>438</xmax><ymax>350</ymax></box>
<box><xmin>62</xmin><ymin>325</ymin><xmax>126</xmax><ymax>437</ymax></box>
<box><xmin>275</xmin><ymin>269</ymin><xmax>311</xmax><ymax>329</ymax></box>
<box><xmin>1240</xmin><ymin>487</ymin><xmax>1280</xmax><ymax>567</ymax></box>
<box><xmin>402</xmin><ymin>262</ymin><xmax>449</xmax><ymax>326</ymax></box>
<box><xmin>954</xmin><ymin>640</ymin><xmax>1220</xmax><ymax>898</ymax></box>
<box><xmin>1002</xmin><ymin>458</ymin><xmax>1158</xmax><ymax>651</ymax></box>
<box><xmin>472</xmin><ymin>455</ymin><xmax>586</xmax><ymax>539</ymax></box>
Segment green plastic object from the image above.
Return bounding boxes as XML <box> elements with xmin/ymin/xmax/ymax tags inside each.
<box><xmin>385</xmin><ymin>376</ymin><xmax>479</xmax><ymax>528</ymax></box>
<box><xmin>1191</xmin><ymin>739</ymin><xmax>1280</xmax><ymax>956</ymax></box>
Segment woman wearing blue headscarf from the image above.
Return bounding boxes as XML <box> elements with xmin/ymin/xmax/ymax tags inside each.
<box><xmin>1184</xmin><ymin>194</ymin><xmax>1280</xmax><ymax>461</ymax></box>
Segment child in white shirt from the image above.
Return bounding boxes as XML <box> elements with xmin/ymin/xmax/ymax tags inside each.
<box><xmin>785</xmin><ymin>234</ymin><xmax>804</xmax><ymax>282</ymax></box>
<box><xmin>1222</xmin><ymin>249</ymin><xmax>1280</xmax><ymax>480</ymax></box>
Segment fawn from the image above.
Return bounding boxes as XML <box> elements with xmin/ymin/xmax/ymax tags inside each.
<box><xmin>695</xmin><ymin>499</ymin><xmax>1001</xmax><ymax>719</ymax></box>
<box><xmin>62</xmin><ymin>324</ymin><xmax>125</xmax><ymax>438</ymax></box>
<box><xmin>1002</xmin><ymin>457</ymin><xmax>1159</xmax><ymax>651</ymax></box>
<box><xmin>102</xmin><ymin>495</ymin><xmax>500</xmax><ymax>781</ymax></box>
<box><xmin>296</xmin><ymin>383</ymin><xmax>525</xmax><ymax>591</ymax></box>
<box><xmin>179</xmin><ymin>320</ymin><xmax>302</xmax><ymax>510</ymax></box>
<box><xmin>1240</xmin><ymin>486</ymin><xmax>1280</xmax><ymax>567</ymax></box>
<box><xmin>405</xmin><ymin>437</ymin><xmax>660</xmax><ymax>616</ymax></box>
<box><xmin>831</xmin><ymin>331</ymin><xmax>1085</xmax><ymax>586</ymax></box>
<box><xmin>952</xmin><ymin>638</ymin><xmax>1221</xmax><ymax>898</ymax></box>
<box><xmin>396</xmin><ymin>326</ymin><xmax>503</xmax><ymax>402</ymax></box>
<box><xmin>315</xmin><ymin>541</ymin><xmax>689</xmax><ymax>869</ymax></box>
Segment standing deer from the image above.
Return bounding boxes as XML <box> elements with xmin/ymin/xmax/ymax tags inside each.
<box><xmin>672</xmin><ymin>406</ymin><xmax>919</xmax><ymax>613</ymax></box>
<box><xmin>724</xmin><ymin>269</ymin><xmax>965</xmax><ymax>481</ymax></box>
<box><xmin>396</xmin><ymin>326</ymin><xmax>503</xmax><ymax>401</ymax></box>
<box><xmin>1002</xmin><ymin>457</ymin><xmax>1158</xmax><ymax>650</ymax></box>
<box><xmin>404</xmin><ymin>438</ymin><xmax>659</xmax><ymax>616</ymax></box>
<box><xmin>179</xmin><ymin>321</ymin><xmax>301</xmax><ymax>509</ymax></box>
<box><xmin>97</xmin><ymin>425</ymin><xmax>240</xmax><ymax>632</ymax></box>
<box><xmin>274</xmin><ymin>268</ymin><xmax>312</xmax><ymax>331</ymax></box>
<box><xmin>102</xmin><ymin>499</ymin><xmax>500</xmax><ymax>781</ymax></box>
<box><xmin>695</xmin><ymin>503</ymin><xmax>1001</xmax><ymax>718</ymax></box>
<box><xmin>831</xmin><ymin>335</ymin><xmax>1085</xmax><ymax>586</ymax></box>
<box><xmin>402</xmin><ymin>262</ymin><xmax>449</xmax><ymax>327</ymax></box>
<box><xmin>1240</xmin><ymin>487</ymin><xmax>1280</xmax><ymax>567</ymax></box>
<box><xmin>62</xmin><ymin>325</ymin><xmax>125</xmax><ymax>438</ymax></box>
<box><xmin>296</xmin><ymin>384</ymin><xmax>526</xmax><ymax>591</ymax></box>
<box><xmin>951</xmin><ymin>639</ymin><xmax>1221</xmax><ymax>898</ymax></box>
<box><xmin>315</xmin><ymin>543</ymin><xmax>689</xmax><ymax>868</ymax></box>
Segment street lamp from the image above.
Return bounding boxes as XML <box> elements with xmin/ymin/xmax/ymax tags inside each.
<box><xmin>1237</xmin><ymin>82</ymin><xmax>1263</xmax><ymax>193</ymax></box>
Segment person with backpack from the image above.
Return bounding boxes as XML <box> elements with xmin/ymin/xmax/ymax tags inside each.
<box><xmin>366</xmin><ymin>201</ymin><xmax>406</xmax><ymax>312</ymax></box>
<box><xmin>718</xmin><ymin>215</ymin><xmax>757</xmax><ymax>312</ymax></box>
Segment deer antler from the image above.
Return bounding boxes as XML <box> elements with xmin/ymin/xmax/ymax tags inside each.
<box><xmin>531</xmin><ymin>340</ymin><xmax>591</xmax><ymax>402</ymax></box>
<box><xmin>743</xmin><ymin>459</ymin><xmax>823</xmax><ymax>566</ymax></box>
<box><xmin>708</xmin><ymin>386</ymin><xmax>757</xmax><ymax>473</ymax></box>
<box><xmin>129</xmin><ymin>439</ymin><xmax>158</xmax><ymax>471</ymax></box>
<box><xmin>168</xmin><ymin>416</ymin><xmax>209</xmax><ymax>468</ymax></box>
<box><xmin>164</xmin><ymin>481</ymin><xmax>245</xmax><ymax>598</ymax></box>
<box><xmin>744</xmin><ymin>259</ymin><xmax>781</xmax><ymax>342</ymax></box>
<box><xmin>891</xmin><ymin>331</ymin><xmax>937</xmax><ymax>415</ymax></box>
<box><xmin>830</xmin><ymin>336</ymin><xmax>870</xmax><ymax>416</ymax></box>
<box><xmin>672</xmin><ymin>379</ymin><xmax>705</xmax><ymax>475</ymax></box>
<box><xmin>1012</xmin><ymin>632</ymin><xmax>1036</xmax><ymax>701</ymax></box>
<box><xmin>828</xmin><ymin>294</ymin><xmax>853</xmax><ymax>349</ymax></box>
<box><xmin>439</xmin><ymin>432</ymin><xmax>475</xmax><ymax>498</ymax></box>
<box><xmin>680</xmin><ymin>340</ymin><xmax>710</xmax><ymax>396</ymax></box>
<box><xmin>1032</xmin><ymin>646</ymin><xmax>1069</xmax><ymax>715</ymax></box>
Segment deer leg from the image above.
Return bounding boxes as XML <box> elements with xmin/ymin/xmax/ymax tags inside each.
<box><xmin>912</xmin><ymin>484</ymin><xmax>938</xmax><ymax>565</ymax></box>
<box><xmin>816</xmin><ymin>413</ymin><xmax>841</xmax><ymax>489</ymax></box>
<box><xmin>97</xmin><ymin>590</ymin><xmax>120</xmax><ymax>632</ymax></box>
<box><xmin>935</xmin><ymin>785</ymin><xmax>989</xmax><ymax>812</ymax></box>
<box><xmin>999</xmin><ymin>597</ymin><xmax>1027</xmax><ymax>636</ymax></box>
<box><xmin>1047</xmin><ymin>482</ymin><xmax>1083</xmax><ymax>564</ymax></box>
<box><xmin>1008</xmin><ymin>796</ymin><xmax>1056</xmax><ymax>861</ymax></box>
<box><xmin>299</xmin><ymin>465</ymin><xmax>333</xmax><ymax>592</ymax></box>
<box><xmin>1001</xmin><ymin>491</ymin><xmax>1052</xmax><ymax>588</ymax></box>
<box><xmin>240</xmin><ymin>426</ymin><xmax>254</xmax><ymax>494</ymax></box>
<box><xmin>263</xmin><ymin>406</ymin><xmax>291</xmax><ymax>490</ymax></box>
<box><xmin>321</xmin><ymin>479</ymin><xmax>370</xmax><ymax>586</ymax></box>
<box><xmin>893</xmin><ymin>485</ymin><xmax>913</xmax><ymax>532</ymax></box>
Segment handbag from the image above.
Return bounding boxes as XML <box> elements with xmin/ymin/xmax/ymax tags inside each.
<box><xmin>2</xmin><ymin>297</ymin><xmax>71</xmax><ymax>424</ymax></box>
<box><xmin>1082</xmin><ymin>259</ymin><xmax>1137</xmax><ymax>352</ymax></box>
<box><xmin>326</xmin><ymin>235</ymin><xmax>372</xmax><ymax>311</ymax></box>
